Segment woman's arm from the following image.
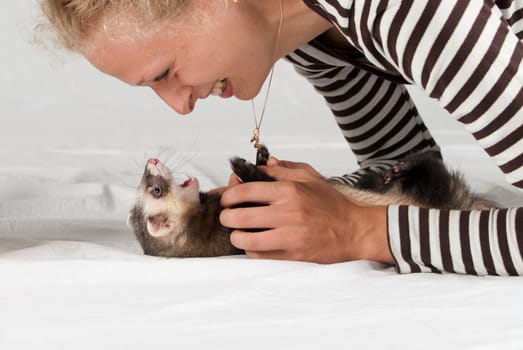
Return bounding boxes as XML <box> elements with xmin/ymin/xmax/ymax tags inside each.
<box><xmin>350</xmin><ymin>0</ymin><xmax>523</xmax><ymax>274</ymax></box>
<box><xmin>286</xmin><ymin>43</ymin><xmax>439</xmax><ymax>169</ymax></box>
<box><xmin>347</xmin><ymin>0</ymin><xmax>523</xmax><ymax>188</ymax></box>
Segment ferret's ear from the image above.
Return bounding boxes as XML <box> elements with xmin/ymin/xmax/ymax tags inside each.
<box><xmin>146</xmin><ymin>219</ymin><xmax>174</xmax><ymax>237</ymax></box>
<box><xmin>126</xmin><ymin>213</ymin><xmax>133</xmax><ymax>229</ymax></box>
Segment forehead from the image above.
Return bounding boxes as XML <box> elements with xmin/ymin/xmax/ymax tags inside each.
<box><xmin>81</xmin><ymin>1</ymin><xmax>222</xmax><ymax>60</ymax></box>
<box><xmin>82</xmin><ymin>16</ymin><xmax>179</xmax><ymax>83</ymax></box>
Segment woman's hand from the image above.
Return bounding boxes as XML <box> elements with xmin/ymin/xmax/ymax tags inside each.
<box><xmin>219</xmin><ymin>157</ymin><xmax>393</xmax><ymax>264</ymax></box>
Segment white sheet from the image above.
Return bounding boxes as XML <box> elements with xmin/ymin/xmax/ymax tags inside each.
<box><xmin>1</xmin><ymin>3</ymin><xmax>523</xmax><ymax>349</ymax></box>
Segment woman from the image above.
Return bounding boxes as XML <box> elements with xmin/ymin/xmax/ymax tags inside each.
<box><xmin>39</xmin><ymin>0</ymin><xmax>523</xmax><ymax>275</ymax></box>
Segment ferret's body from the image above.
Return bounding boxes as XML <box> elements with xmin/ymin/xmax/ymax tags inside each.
<box><xmin>331</xmin><ymin>151</ymin><xmax>493</xmax><ymax>210</ymax></box>
<box><xmin>127</xmin><ymin>147</ymin><xmax>494</xmax><ymax>258</ymax></box>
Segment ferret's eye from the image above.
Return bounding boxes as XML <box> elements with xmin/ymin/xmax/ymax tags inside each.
<box><xmin>151</xmin><ymin>185</ymin><xmax>162</xmax><ymax>198</ymax></box>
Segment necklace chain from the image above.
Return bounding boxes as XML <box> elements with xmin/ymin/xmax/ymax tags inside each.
<box><xmin>250</xmin><ymin>0</ymin><xmax>284</xmax><ymax>149</ymax></box>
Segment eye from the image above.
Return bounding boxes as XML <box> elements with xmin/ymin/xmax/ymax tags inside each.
<box><xmin>151</xmin><ymin>185</ymin><xmax>162</xmax><ymax>198</ymax></box>
<box><xmin>153</xmin><ymin>69</ymin><xmax>170</xmax><ymax>83</ymax></box>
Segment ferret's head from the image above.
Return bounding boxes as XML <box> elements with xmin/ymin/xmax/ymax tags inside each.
<box><xmin>127</xmin><ymin>158</ymin><xmax>201</xmax><ymax>254</ymax></box>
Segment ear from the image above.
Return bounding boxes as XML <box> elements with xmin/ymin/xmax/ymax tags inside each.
<box><xmin>126</xmin><ymin>213</ymin><xmax>133</xmax><ymax>229</ymax></box>
<box><xmin>146</xmin><ymin>219</ymin><xmax>174</xmax><ymax>237</ymax></box>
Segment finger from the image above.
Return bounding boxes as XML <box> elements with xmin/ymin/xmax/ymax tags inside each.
<box><xmin>245</xmin><ymin>250</ymin><xmax>329</xmax><ymax>264</ymax></box>
<box><xmin>266</xmin><ymin>155</ymin><xmax>280</xmax><ymax>166</ymax></box>
<box><xmin>267</xmin><ymin>156</ymin><xmax>323</xmax><ymax>178</ymax></box>
<box><xmin>221</xmin><ymin>181</ymin><xmax>280</xmax><ymax>207</ymax></box>
<box><xmin>220</xmin><ymin>204</ymin><xmax>288</xmax><ymax>229</ymax></box>
<box><xmin>230</xmin><ymin>228</ymin><xmax>293</xmax><ymax>252</ymax></box>
<box><xmin>266</xmin><ymin>156</ymin><xmax>310</xmax><ymax>171</ymax></box>
<box><xmin>208</xmin><ymin>186</ymin><xmax>226</xmax><ymax>195</ymax></box>
<box><xmin>227</xmin><ymin>172</ymin><xmax>242</xmax><ymax>187</ymax></box>
<box><xmin>263</xmin><ymin>164</ymin><xmax>322</xmax><ymax>182</ymax></box>
<box><xmin>277</xmin><ymin>160</ymin><xmax>323</xmax><ymax>178</ymax></box>
<box><xmin>245</xmin><ymin>250</ymin><xmax>291</xmax><ymax>261</ymax></box>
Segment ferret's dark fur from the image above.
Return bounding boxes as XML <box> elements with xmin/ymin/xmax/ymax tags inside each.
<box><xmin>127</xmin><ymin>146</ymin><xmax>495</xmax><ymax>258</ymax></box>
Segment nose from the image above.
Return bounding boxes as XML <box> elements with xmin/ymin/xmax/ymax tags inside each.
<box><xmin>147</xmin><ymin>158</ymin><xmax>159</xmax><ymax>165</ymax></box>
<box><xmin>151</xmin><ymin>84</ymin><xmax>195</xmax><ymax>115</ymax></box>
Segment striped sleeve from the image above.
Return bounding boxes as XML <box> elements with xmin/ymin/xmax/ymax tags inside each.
<box><xmin>337</xmin><ymin>0</ymin><xmax>523</xmax><ymax>188</ymax></box>
<box><xmin>286</xmin><ymin>44</ymin><xmax>439</xmax><ymax>170</ymax></box>
<box><xmin>388</xmin><ymin>206</ymin><xmax>523</xmax><ymax>275</ymax></box>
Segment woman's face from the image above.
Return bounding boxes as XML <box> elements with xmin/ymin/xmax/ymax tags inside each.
<box><xmin>84</xmin><ymin>4</ymin><xmax>277</xmax><ymax>114</ymax></box>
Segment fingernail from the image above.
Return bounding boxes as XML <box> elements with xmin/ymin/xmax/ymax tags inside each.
<box><xmin>230</xmin><ymin>232</ymin><xmax>245</xmax><ymax>249</ymax></box>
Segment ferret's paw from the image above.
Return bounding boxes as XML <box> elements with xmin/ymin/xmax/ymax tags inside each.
<box><xmin>382</xmin><ymin>151</ymin><xmax>443</xmax><ymax>184</ymax></box>
<box><xmin>230</xmin><ymin>157</ymin><xmax>274</xmax><ymax>183</ymax></box>
<box><xmin>256</xmin><ymin>145</ymin><xmax>270</xmax><ymax>166</ymax></box>
<box><xmin>384</xmin><ymin>161</ymin><xmax>408</xmax><ymax>184</ymax></box>
<box><xmin>354</xmin><ymin>168</ymin><xmax>391</xmax><ymax>192</ymax></box>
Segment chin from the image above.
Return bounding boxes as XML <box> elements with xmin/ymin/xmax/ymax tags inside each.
<box><xmin>234</xmin><ymin>94</ymin><xmax>253</xmax><ymax>101</ymax></box>
<box><xmin>235</xmin><ymin>87</ymin><xmax>264</xmax><ymax>101</ymax></box>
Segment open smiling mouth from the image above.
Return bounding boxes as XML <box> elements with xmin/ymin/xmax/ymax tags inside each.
<box><xmin>211</xmin><ymin>78</ymin><xmax>226</xmax><ymax>96</ymax></box>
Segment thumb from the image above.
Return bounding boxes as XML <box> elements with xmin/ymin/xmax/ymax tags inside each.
<box><xmin>266</xmin><ymin>155</ymin><xmax>280</xmax><ymax>166</ymax></box>
<box><xmin>269</xmin><ymin>159</ymin><xmax>324</xmax><ymax>178</ymax></box>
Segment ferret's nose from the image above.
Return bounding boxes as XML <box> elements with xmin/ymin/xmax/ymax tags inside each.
<box><xmin>147</xmin><ymin>158</ymin><xmax>159</xmax><ymax>166</ymax></box>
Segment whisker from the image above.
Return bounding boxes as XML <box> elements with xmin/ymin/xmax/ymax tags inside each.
<box><xmin>156</xmin><ymin>145</ymin><xmax>174</xmax><ymax>163</ymax></box>
<box><xmin>170</xmin><ymin>151</ymin><xmax>197</xmax><ymax>173</ymax></box>
<box><xmin>161</xmin><ymin>145</ymin><xmax>179</xmax><ymax>166</ymax></box>
<box><xmin>121</xmin><ymin>181</ymin><xmax>139</xmax><ymax>189</ymax></box>
<box><xmin>159</xmin><ymin>143</ymin><xmax>198</xmax><ymax>174</ymax></box>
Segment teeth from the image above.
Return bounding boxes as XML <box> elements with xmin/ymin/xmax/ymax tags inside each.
<box><xmin>211</xmin><ymin>78</ymin><xmax>226</xmax><ymax>96</ymax></box>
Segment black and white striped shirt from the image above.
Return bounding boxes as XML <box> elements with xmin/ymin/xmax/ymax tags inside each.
<box><xmin>287</xmin><ymin>0</ymin><xmax>523</xmax><ymax>275</ymax></box>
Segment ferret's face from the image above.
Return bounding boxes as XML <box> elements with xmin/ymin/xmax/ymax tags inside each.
<box><xmin>128</xmin><ymin>158</ymin><xmax>200</xmax><ymax>239</ymax></box>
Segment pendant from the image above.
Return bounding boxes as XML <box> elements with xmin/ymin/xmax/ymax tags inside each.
<box><xmin>250</xmin><ymin>128</ymin><xmax>260</xmax><ymax>149</ymax></box>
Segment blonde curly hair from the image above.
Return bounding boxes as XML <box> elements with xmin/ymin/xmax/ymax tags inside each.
<box><xmin>38</xmin><ymin>0</ymin><xmax>191</xmax><ymax>51</ymax></box>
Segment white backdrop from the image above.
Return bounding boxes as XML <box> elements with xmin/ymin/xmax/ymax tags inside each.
<box><xmin>1</xmin><ymin>2</ymin><xmax>523</xmax><ymax>349</ymax></box>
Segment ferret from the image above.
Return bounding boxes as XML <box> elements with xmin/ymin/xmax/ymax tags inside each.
<box><xmin>127</xmin><ymin>146</ymin><xmax>494</xmax><ymax>258</ymax></box>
